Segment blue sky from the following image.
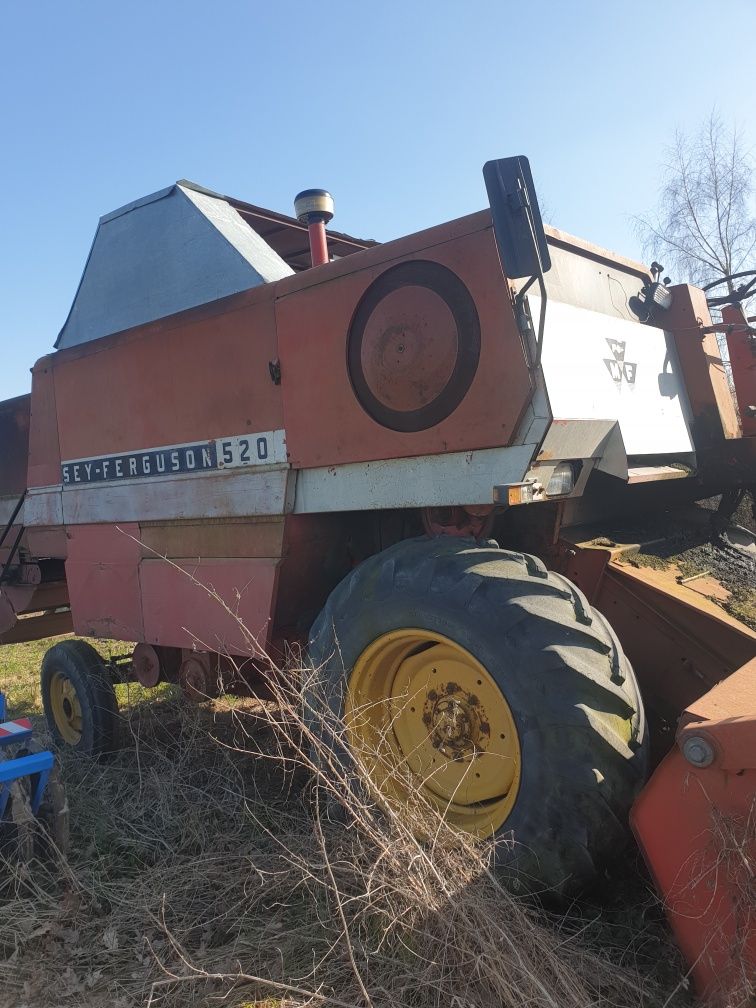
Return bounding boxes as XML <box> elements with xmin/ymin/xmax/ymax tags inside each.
<box><xmin>1</xmin><ymin>0</ymin><xmax>754</xmax><ymax>399</ymax></box>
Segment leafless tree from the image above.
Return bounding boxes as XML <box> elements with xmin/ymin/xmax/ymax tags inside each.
<box><xmin>636</xmin><ymin>113</ymin><xmax>756</xmax><ymax>294</ymax></box>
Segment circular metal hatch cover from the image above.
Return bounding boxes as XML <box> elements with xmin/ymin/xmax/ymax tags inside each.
<box><xmin>347</xmin><ymin>261</ymin><xmax>481</xmax><ymax>432</ymax></box>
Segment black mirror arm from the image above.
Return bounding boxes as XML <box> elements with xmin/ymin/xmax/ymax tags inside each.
<box><xmin>514</xmin><ymin>210</ymin><xmax>548</xmax><ymax>369</ymax></box>
<box><xmin>483</xmin><ymin>156</ymin><xmax>551</xmax><ymax>371</ymax></box>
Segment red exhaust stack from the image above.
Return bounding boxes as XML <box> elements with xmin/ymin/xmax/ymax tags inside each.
<box><xmin>294</xmin><ymin>188</ymin><xmax>334</xmax><ymax>268</ymax></box>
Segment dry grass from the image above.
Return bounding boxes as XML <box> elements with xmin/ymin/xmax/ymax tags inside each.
<box><xmin>0</xmin><ymin>638</ymin><xmax>690</xmax><ymax>1008</ymax></box>
<box><xmin>677</xmin><ymin>799</ymin><xmax>755</xmax><ymax>1008</ymax></box>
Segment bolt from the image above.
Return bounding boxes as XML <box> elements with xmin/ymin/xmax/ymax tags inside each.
<box><xmin>681</xmin><ymin>735</ymin><xmax>715</xmax><ymax>768</ymax></box>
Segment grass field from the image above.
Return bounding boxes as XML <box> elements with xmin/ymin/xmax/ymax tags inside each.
<box><xmin>0</xmin><ymin>635</ymin><xmax>693</xmax><ymax>1008</ymax></box>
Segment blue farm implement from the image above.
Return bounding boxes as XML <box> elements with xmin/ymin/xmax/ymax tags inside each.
<box><xmin>0</xmin><ymin>691</ymin><xmax>67</xmax><ymax>856</ymax></box>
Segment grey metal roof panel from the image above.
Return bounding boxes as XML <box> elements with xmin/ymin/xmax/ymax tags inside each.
<box><xmin>179</xmin><ymin>185</ymin><xmax>292</xmax><ymax>284</ymax></box>
<box><xmin>55</xmin><ymin>184</ymin><xmax>294</xmax><ymax>350</ymax></box>
<box><xmin>98</xmin><ymin>185</ymin><xmax>176</xmax><ymax>225</ymax></box>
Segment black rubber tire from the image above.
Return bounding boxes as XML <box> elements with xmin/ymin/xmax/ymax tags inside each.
<box><xmin>41</xmin><ymin>640</ymin><xmax>118</xmax><ymax>756</ymax></box>
<box><xmin>308</xmin><ymin>536</ymin><xmax>648</xmax><ymax>897</ymax></box>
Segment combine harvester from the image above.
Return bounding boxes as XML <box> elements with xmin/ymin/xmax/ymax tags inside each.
<box><xmin>0</xmin><ymin>158</ymin><xmax>753</xmax><ymax>1002</ymax></box>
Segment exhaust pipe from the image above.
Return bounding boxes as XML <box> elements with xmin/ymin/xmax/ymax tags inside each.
<box><xmin>294</xmin><ymin>188</ymin><xmax>334</xmax><ymax>268</ymax></box>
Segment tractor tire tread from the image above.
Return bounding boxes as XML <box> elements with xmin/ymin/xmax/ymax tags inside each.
<box><xmin>309</xmin><ymin>536</ymin><xmax>648</xmax><ymax>896</ymax></box>
<box><xmin>41</xmin><ymin>639</ymin><xmax>118</xmax><ymax>756</ymax></box>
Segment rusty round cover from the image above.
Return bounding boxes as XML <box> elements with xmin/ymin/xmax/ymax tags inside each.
<box><xmin>347</xmin><ymin>261</ymin><xmax>480</xmax><ymax>432</ymax></box>
<box><xmin>132</xmin><ymin>642</ymin><xmax>161</xmax><ymax>688</ymax></box>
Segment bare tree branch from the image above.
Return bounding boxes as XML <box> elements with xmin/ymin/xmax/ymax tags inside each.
<box><xmin>635</xmin><ymin>112</ymin><xmax>756</xmax><ymax>295</ymax></box>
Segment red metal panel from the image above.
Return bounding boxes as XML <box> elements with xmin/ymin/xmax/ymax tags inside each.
<box><xmin>558</xmin><ymin>540</ymin><xmax>756</xmax><ymax>719</ymax></box>
<box><xmin>67</xmin><ymin>523</ymin><xmax>142</xmax><ymax>563</ymax></box>
<box><xmin>723</xmin><ymin>304</ymin><xmax>756</xmax><ymax>438</ymax></box>
<box><xmin>631</xmin><ymin>661</ymin><xmax>756</xmax><ymax>1006</ymax></box>
<box><xmin>65</xmin><ymin>524</ymin><xmax>144</xmax><ymax>641</ymax></box>
<box><xmin>51</xmin><ymin>291</ymin><xmax>283</xmax><ymax>462</ymax></box>
<box><xmin>276</xmin><ymin>219</ymin><xmax>531</xmax><ymax>468</ymax></box>
<box><xmin>665</xmin><ymin>284</ymin><xmax>740</xmax><ymax>442</ymax></box>
<box><xmin>66</xmin><ymin>560</ymin><xmax>144</xmax><ymax>641</ymax></box>
<box><xmin>136</xmin><ymin>518</ymin><xmax>284</xmax><ymax>560</ymax></box>
<box><xmin>27</xmin><ymin>362</ymin><xmax>61</xmax><ymax>489</ymax></box>
<box><xmin>139</xmin><ymin>557</ymin><xmax>279</xmax><ymax>654</ymax></box>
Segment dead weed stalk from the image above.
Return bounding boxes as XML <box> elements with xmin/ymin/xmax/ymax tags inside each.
<box><xmin>0</xmin><ymin>609</ymin><xmax>677</xmax><ymax>1007</ymax></box>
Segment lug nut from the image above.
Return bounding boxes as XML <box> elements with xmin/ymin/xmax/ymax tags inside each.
<box><xmin>681</xmin><ymin>734</ymin><xmax>715</xmax><ymax>768</ymax></box>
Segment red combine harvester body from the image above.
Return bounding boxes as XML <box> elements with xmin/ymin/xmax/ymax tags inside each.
<box><xmin>0</xmin><ymin>160</ymin><xmax>753</xmax><ymax>1003</ymax></box>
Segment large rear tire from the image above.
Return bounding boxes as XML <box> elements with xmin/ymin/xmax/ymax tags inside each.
<box><xmin>41</xmin><ymin>640</ymin><xmax>118</xmax><ymax>756</ymax></box>
<box><xmin>308</xmin><ymin>536</ymin><xmax>648</xmax><ymax>896</ymax></box>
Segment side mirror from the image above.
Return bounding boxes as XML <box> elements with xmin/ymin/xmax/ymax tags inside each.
<box><xmin>483</xmin><ymin>156</ymin><xmax>551</xmax><ymax>280</ymax></box>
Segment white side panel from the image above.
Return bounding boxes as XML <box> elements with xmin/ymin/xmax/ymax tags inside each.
<box><xmin>293</xmin><ymin>446</ymin><xmax>535</xmax><ymax>514</ymax></box>
<box><xmin>59</xmin><ymin>468</ymin><xmax>292</xmax><ymax>524</ymax></box>
<box><xmin>536</xmin><ymin>297</ymin><xmax>695</xmax><ymax>456</ymax></box>
<box><xmin>512</xmin><ymin>379</ymin><xmax>550</xmax><ymax>448</ymax></box>
<box><xmin>24</xmin><ymin>487</ymin><xmax>64</xmax><ymax>527</ymax></box>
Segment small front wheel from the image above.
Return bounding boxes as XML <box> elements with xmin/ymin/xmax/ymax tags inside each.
<box><xmin>41</xmin><ymin>640</ymin><xmax>118</xmax><ymax>755</ymax></box>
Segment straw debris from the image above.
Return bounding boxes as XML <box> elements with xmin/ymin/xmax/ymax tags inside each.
<box><xmin>1</xmin><ymin>654</ymin><xmax>686</xmax><ymax>1008</ymax></box>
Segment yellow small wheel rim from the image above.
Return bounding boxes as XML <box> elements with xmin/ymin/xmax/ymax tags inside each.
<box><xmin>346</xmin><ymin>629</ymin><xmax>521</xmax><ymax>836</ymax></box>
<box><xmin>49</xmin><ymin>671</ymin><xmax>83</xmax><ymax>745</ymax></box>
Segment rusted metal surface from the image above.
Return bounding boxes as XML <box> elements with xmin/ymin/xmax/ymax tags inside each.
<box><xmin>664</xmin><ymin>284</ymin><xmax>741</xmax><ymax>444</ymax></box>
<box><xmin>25</xmin><ymin>526</ymin><xmax>68</xmax><ymax>559</ymax></box>
<box><xmin>677</xmin><ymin>658</ymin><xmax>756</xmax><ymax>771</ymax></box>
<box><xmin>421</xmin><ymin>505</ymin><xmax>494</xmax><ymax>539</ymax></box>
<box><xmin>65</xmin><ymin>523</ymin><xmax>144</xmax><ymax>641</ymax></box>
<box><xmin>49</xmin><ymin>292</ymin><xmax>283</xmax><ymax>463</ymax></box>
<box><xmin>16</xmin><ymin>579</ymin><xmax>69</xmax><ymax>615</ymax></box>
<box><xmin>276</xmin><ymin>219</ymin><xmax>532</xmax><ymax>468</ymax></box>
<box><xmin>600</xmin><ymin>563</ymin><xmax>754</xmax><ymax>712</ymax></box>
<box><xmin>557</xmin><ymin>533</ymin><xmax>756</xmax><ymax>726</ymax></box>
<box><xmin>0</xmin><ymin>560</ymin><xmax>65</xmax><ymax>642</ymax></box>
<box><xmin>27</xmin><ymin>362</ymin><xmax>62</xmax><ymax>489</ymax></box>
<box><xmin>631</xmin><ymin>660</ymin><xmax>756</xmax><ymax>1006</ymax></box>
<box><xmin>131</xmin><ymin>643</ymin><xmax>161</xmax><ymax>687</ymax></box>
<box><xmin>723</xmin><ymin>303</ymin><xmax>756</xmax><ymax>438</ymax></box>
<box><xmin>358</xmin><ymin>274</ymin><xmax>460</xmax><ymax>414</ymax></box>
<box><xmin>137</xmin><ymin>517</ymin><xmax>285</xmax><ymax>560</ymax></box>
<box><xmin>306</xmin><ymin>220</ymin><xmax>329</xmax><ymax>268</ymax></box>
<box><xmin>0</xmin><ymin>562</ymin><xmax>41</xmax><ymax>629</ymax></box>
<box><xmin>0</xmin><ymin>608</ymin><xmax>73</xmax><ymax>645</ymax></box>
<box><xmin>178</xmin><ymin>653</ymin><xmax>217</xmax><ymax>701</ymax></box>
<box><xmin>63</xmin><ymin>519</ymin><xmax>282</xmax><ymax>652</ymax></box>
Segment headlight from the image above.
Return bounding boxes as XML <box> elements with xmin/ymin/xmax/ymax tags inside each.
<box><xmin>545</xmin><ymin>462</ymin><xmax>575</xmax><ymax>497</ymax></box>
<box><xmin>646</xmin><ymin>280</ymin><xmax>673</xmax><ymax>311</ymax></box>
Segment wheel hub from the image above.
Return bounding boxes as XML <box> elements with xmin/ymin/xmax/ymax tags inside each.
<box><xmin>425</xmin><ymin>684</ymin><xmax>490</xmax><ymax>760</ymax></box>
<box><xmin>346</xmin><ymin>629</ymin><xmax>521</xmax><ymax>836</ymax></box>
<box><xmin>49</xmin><ymin>672</ymin><xmax>83</xmax><ymax>744</ymax></box>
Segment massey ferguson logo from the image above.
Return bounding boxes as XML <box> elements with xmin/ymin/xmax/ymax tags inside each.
<box><xmin>604</xmin><ymin>339</ymin><xmax>637</xmax><ymax>386</ymax></box>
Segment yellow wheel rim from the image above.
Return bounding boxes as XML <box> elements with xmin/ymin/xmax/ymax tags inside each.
<box><xmin>49</xmin><ymin>671</ymin><xmax>83</xmax><ymax>745</ymax></box>
<box><xmin>346</xmin><ymin>629</ymin><xmax>521</xmax><ymax>836</ymax></box>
